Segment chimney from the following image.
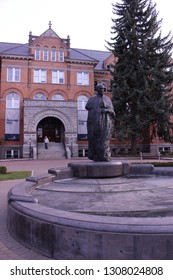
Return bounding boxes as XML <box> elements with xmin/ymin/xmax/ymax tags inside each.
<box><xmin>28</xmin><ymin>31</ymin><xmax>32</xmax><ymax>46</ymax></box>
<box><xmin>67</xmin><ymin>35</ymin><xmax>70</xmax><ymax>49</ymax></box>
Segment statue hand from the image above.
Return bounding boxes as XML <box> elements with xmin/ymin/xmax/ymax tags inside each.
<box><xmin>100</xmin><ymin>108</ymin><xmax>107</xmax><ymax>113</ymax></box>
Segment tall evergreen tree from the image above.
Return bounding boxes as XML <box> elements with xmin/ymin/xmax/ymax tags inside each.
<box><xmin>107</xmin><ymin>0</ymin><xmax>173</xmax><ymax>153</ymax></box>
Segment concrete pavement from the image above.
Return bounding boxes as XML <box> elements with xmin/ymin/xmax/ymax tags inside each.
<box><xmin>0</xmin><ymin>179</ymin><xmax>52</xmax><ymax>259</ymax></box>
<box><xmin>0</xmin><ymin>159</ymin><xmax>74</xmax><ymax>260</ymax></box>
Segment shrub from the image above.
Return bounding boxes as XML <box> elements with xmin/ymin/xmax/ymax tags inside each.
<box><xmin>150</xmin><ymin>162</ymin><xmax>173</xmax><ymax>167</ymax></box>
<box><xmin>132</xmin><ymin>162</ymin><xmax>173</xmax><ymax>167</ymax></box>
<box><xmin>0</xmin><ymin>166</ymin><xmax>7</xmax><ymax>174</ymax></box>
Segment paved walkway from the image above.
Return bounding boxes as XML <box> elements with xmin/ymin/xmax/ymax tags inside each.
<box><xmin>0</xmin><ymin>159</ymin><xmax>72</xmax><ymax>260</ymax></box>
<box><xmin>1</xmin><ymin>158</ymin><xmax>173</xmax><ymax>259</ymax></box>
<box><xmin>0</xmin><ymin>179</ymin><xmax>52</xmax><ymax>259</ymax></box>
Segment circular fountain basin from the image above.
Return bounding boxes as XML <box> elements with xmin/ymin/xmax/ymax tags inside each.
<box><xmin>7</xmin><ymin>162</ymin><xmax>173</xmax><ymax>259</ymax></box>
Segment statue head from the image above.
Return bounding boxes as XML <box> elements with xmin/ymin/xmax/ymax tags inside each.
<box><xmin>96</xmin><ymin>84</ymin><xmax>105</xmax><ymax>96</ymax></box>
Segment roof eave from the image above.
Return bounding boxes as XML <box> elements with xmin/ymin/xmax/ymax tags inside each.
<box><xmin>65</xmin><ymin>58</ymin><xmax>98</xmax><ymax>66</ymax></box>
<box><xmin>0</xmin><ymin>54</ymin><xmax>33</xmax><ymax>60</ymax></box>
<box><xmin>94</xmin><ymin>69</ymin><xmax>110</xmax><ymax>74</ymax></box>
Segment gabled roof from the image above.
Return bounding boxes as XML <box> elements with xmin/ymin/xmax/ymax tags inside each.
<box><xmin>0</xmin><ymin>23</ymin><xmax>112</xmax><ymax>69</ymax></box>
<box><xmin>40</xmin><ymin>21</ymin><xmax>60</xmax><ymax>38</ymax></box>
<box><xmin>40</xmin><ymin>28</ymin><xmax>60</xmax><ymax>38</ymax></box>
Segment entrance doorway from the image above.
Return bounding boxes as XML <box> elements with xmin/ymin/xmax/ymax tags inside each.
<box><xmin>37</xmin><ymin>117</ymin><xmax>65</xmax><ymax>143</ymax></box>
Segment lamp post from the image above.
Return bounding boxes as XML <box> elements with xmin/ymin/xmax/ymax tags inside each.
<box><xmin>71</xmin><ymin>139</ymin><xmax>73</xmax><ymax>157</ymax></box>
<box><xmin>29</xmin><ymin>138</ymin><xmax>32</xmax><ymax>158</ymax></box>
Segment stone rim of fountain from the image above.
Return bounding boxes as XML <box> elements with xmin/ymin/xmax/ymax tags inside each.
<box><xmin>7</xmin><ymin>161</ymin><xmax>173</xmax><ymax>259</ymax></box>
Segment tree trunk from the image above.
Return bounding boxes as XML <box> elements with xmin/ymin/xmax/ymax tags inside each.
<box><xmin>130</xmin><ymin>136</ymin><xmax>137</xmax><ymax>154</ymax></box>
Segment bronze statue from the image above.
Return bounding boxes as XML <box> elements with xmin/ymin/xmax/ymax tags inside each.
<box><xmin>85</xmin><ymin>84</ymin><xmax>115</xmax><ymax>161</ymax></box>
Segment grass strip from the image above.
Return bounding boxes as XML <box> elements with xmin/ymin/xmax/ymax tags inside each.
<box><xmin>0</xmin><ymin>171</ymin><xmax>31</xmax><ymax>181</ymax></box>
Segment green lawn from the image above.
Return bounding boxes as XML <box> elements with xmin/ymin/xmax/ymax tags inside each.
<box><xmin>0</xmin><ymin>171</ymin><xmax>31</xmax><ymax>181</ymax></box>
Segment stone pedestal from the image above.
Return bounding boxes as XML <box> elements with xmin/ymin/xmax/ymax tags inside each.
<box><xmin>68</xmin><ymin>161</ymin><xmax>125</xmax><ymax>178</ymax></box>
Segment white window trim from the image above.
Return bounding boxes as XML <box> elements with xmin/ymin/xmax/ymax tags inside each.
<box><xmin>52</xmin><ymin>70</ymin><xmax>65</xmax><ymax>84</ymax></box>
<box><xmin>43</xmin><ymin>50</ymin><xmax>49</xmax><ymax>61</ymax></box>
<box><xmin>34</xmin><ymin>69</ymin><xmax>47</xmax><ymax>83</ymax></box>
<box><xmin>5</xmin><ymin>150</ymin><xmax>19</xmax><ymax>159</ymax></box>
<box><xmin>33</xmin><ymin>93</ymin><xmax>47</xmax><ymax>100</ymax></box>
<box><xmin>58</xmin><ymin>51</ymin><xmax>64</xmax><ymax>62</ymax></box>
<box><xmin>51</xmin><ymin>50</ymin><xmax>56</xmax><ymax>61</ymax></box>
<box><xmin>35</xmin><ymin>49</ymin><xmax>41</xmax><ymax>60</ymax></box>
<box><xmin>77</xmin><ymin>95</ymin><xmax>89</xmax><ymax>110</ymax></box>
<box><xmin>6</xmin><ymin>93</ymin><xmax>20</xmax><ymax>109</ymax></box>
<box><xmin>77</xmin><ymin>72</ymin><xmax>89</xmax><ymax>85</ymax></box>
<box><xmin>7</xmin><ymin>67</ymin><xmax>20</xmax><ymax>82</ymax></box>
<box><xmin>52</xmin><ymin>94</ymin><xmax>65</xmax><ymax>100</ymax></box>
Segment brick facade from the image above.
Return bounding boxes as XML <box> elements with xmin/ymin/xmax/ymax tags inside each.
<box><xmin>0</xmin><ymin>24</ymin><xmax>114</xmax><ymax>159</ymax></box>
<box><xmin>0</xmin><ymin>23</ymin><xmax>172</xmax><ymax>159</ymax></box>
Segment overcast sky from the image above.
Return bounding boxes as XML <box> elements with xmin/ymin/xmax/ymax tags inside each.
<box><xmin>0</xmin><ymin>0</ymin><xmax>172</xmax><ymax>51</ymax></box>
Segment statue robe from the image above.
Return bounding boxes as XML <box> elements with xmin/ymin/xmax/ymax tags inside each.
<box><xmin>85</xmin><ymin>94</ymin><xmax>115</xmax><ymax>161</ymax></box>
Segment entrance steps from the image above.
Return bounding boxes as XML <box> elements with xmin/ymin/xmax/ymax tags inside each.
<box><xmin>37</xmin><ymin>142</ymin><xmax>66</xmax><ymax>159</ymax></box>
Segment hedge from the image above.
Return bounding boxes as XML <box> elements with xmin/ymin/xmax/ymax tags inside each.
<box><xmin>0</xmin><ymin>166</ymin><xmax>7</xmax><ymax>174</ymax></box>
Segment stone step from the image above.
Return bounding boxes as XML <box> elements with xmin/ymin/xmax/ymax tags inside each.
<box><xmin>37</xmin><ymin>142</ymin><xmax>66</xmax><ymax>159</ymax></box>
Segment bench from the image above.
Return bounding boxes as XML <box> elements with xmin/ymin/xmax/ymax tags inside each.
<box><xmin>139</xmin><ymin>152</ymin><xmax>161</xmax><ymax>160</ymax></box>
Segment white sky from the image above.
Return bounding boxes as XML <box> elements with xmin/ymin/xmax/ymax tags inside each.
<box><xmin>0</xmin><ymin>0</ymin><xmax>172</xmax><ymax>51</ymax></box>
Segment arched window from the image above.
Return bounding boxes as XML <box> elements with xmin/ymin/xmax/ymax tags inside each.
<box><xmin>5</xmin><ymin>93</ymin><xmax>20</xmax><ymax>141</ymax></box>
<box><xmin>77</xmin><ymin>95</ymin><xmax>88</xmax><ymax>110</ymax></box>
<box><xmin>43</xmin><ymin>45</ymin><xmax>49</xmax><ymax>61</ymax></box>
<box><xmin>52</xmin><ymin>94</ymin><xmax>65</xmax><ymax>100</ymax></box>
<box><xmin>58</xmin><ymin>50</ymin><xmax>64</xmax><ymax>62</ymax></box>
<box><xmin>33</xmin><ymin>93</ymin><xmax>47</xmax><ymax>100</ymax></box>
<box><xmin>77</xmin><ymin>95</ymin><xmax>89</xmax><ymax>140</ymax></box>
<box><xmin>6</xmin><ymin>92</ymin><xmax>20</xmax><ymax>108</ymax></box>
<box><xmin>35</xmin><ymin>45</ymin><xmax>41</xmax><ymax>60</ymax></box>
<box><xmin>51</xmin><ymin>47</ymin><xmax>56</xmax><ymax>61</ymax></box>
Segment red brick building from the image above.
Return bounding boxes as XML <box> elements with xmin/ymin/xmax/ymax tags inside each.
<box><xmin>0</xmin><ymin>23</ymin><xmax>172</xmax><ymax>159</ymax></box>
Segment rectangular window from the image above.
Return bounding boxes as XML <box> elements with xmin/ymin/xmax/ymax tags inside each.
<box><xmin>52</xmin><ymin>70</ymin><xmax>64</xmax><ymax>84</ymax></box>
<box><xmin>5</xmin><ymin>150</ymin><xmax>19</xmax><ymax>158</ymax></box>
<box><xmin>51</xmin><ymin>50</ymin><xmax>56</xmax><ymax>61</ymax></box>
<box><xmin>35</xmin><ymin>49</ymin><xmax>41</xmax><ymax>60</ymax></box>
<box><xmin>43</xmin><ymin>50</ymin><xmax>49</xmax><ymax>61</ymax></box>
<box><xmin>59</xmin><ymin>51</ymin><xmax>64</xmax><ymax>62</ymax></box>
<box><xmin>77</xmin><ymin>72</ymin><xmax>89</xmax><ymax>85</ymax></box>
<box><xmin>34</xmin><ymin>69</ymin><xmax>46</xmax><ymax>83</ymax></box>
<box><xmin>7</xmin><ymin>68</ymin><xmax>20</xmax><ymax>82</ymax></box>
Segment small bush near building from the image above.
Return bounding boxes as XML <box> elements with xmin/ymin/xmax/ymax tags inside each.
<box><xmin>0</xmin><ymin>166</ymin><xmax>7</xmax><ymax>174</ymax></box>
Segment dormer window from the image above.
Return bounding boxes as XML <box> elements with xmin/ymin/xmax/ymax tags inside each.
<box><xmin>106</xmin><ymin>64</ymin><xmax>110</xmax><ymax>71</ymax></box>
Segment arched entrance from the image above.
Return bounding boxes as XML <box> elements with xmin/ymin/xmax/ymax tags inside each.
<box><xmin>37</xmin><ymin>117</ymin><xmax>65</xmax><ymax>143</ymax></box>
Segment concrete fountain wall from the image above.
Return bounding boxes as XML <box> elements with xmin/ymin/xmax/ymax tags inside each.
<box><xmin>7</xmin><ymin>162</ymin><xmax>173</xmax><ymax>259</ymax></box>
